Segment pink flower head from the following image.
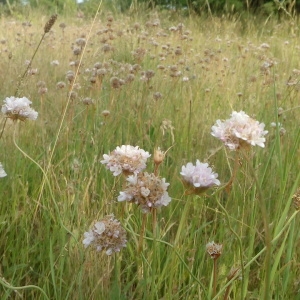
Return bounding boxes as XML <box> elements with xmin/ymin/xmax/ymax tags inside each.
<box><xmin>211</xmin><ymin>111</ymin><xmax>268</xmax><ymax>150</ymax></box>
<box><xmin>180</xmin><ymin>160</ymin><xmax>220</xmax><ymax>194</ymax></box>
<box><xmin>118</xmin><ymin>172</ymin><xmax>171</xmax><ymax>213</ymax></box>
<box><xmin>101</xmin><ymin>145</ymin><xmax>151</xmax><ymax>176</ymax></box>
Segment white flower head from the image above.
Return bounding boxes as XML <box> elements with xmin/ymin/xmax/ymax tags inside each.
<box><xmin>180</xmin><ymin>160</ymin><xmax>220</xmax><ymax>194</ymax></box>
<box><xmin>101</xmin><ymin>145</ymin><xmax>151</xmax><ymax>176</ymax></box>
<box><xmin>211</xmin><ymin>111</ymin><xmax>268</xmax><ymax>150</ymax></box>
<box><xmin>118</xmin><ymin>172</ymin><xmax>171</xmax><ymax>213</ymax></box>
<box><xmin>2</xmin><ymin>96</ymin><xmax>38</xmax><ymax>121</ymax></box>
<box><xmin>0</xmin><ymin>163</ymin><xmax>7</xmax><ymax>178</ymax></box>
<box><xmin>83</xmin><ymin>215</ymin><xmax>127</xmax><ymax>255</ymax></box>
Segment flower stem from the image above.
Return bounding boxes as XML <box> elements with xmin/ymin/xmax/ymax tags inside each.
<box><xmin>241</xmin><ymin>150</ymin><xmax>272</xmax><ymax>300</ymax></box>
<box><xmin>0</xmin><ymin>118</ymin><xmax>8</xmax><ymax>140</ymax></box>
<box><xmin>225</xmin><ymin>151</ymin><xmax>240</xmax><ymax>193</ymax></box>
<box><xmin>213</xmin><ymin>258</ymin><xmax>218</xmax><ymax>297</ymax></box>
<box><xmin>138</xmin><ymin>213</ymin><xmax>147</xmax><ymax>253</ymax></box>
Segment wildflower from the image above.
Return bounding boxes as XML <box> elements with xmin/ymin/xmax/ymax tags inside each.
<box><xmin>118</xmin><ymin>172</ymin><xmax>171</xmax><ymax>213</ymax></box>
<box><xmin>83</xmin><ymin>215</ymin><xmax>127</xmax><ymax>255</ymax></box>
<box><xmin>101</xmin><ymin>145</ymin><xmax>151</xmax><ymax>176</ymax></box>
<box><xmin>180</xmin><ymin>160</ymin><xmax>220</xmax><ymax>194</ymax></box>
<box><xmin>56</xmin><ymin>81</ymin><xmax>66</xmax><ymax>89</ymax></box>
<box><xmin>81</xmin><ymin>97</ymin><xmax>94</xmax><ymax>105</ymax></box>
<box><xmin>101</xmin><ymin>110</ymin><xmax>110</xmax><ymax>117</ymax></box>
<box><xmin>211</xmin><ymin>111</ymin><xmax>268</xmax><ymax>150</ymax></box>
<box><xmin>50</xmin><ymin>60</ymin><xmax>59</xmax><ymax>66</ymax></box>
<box><xmin>0</xmin><ymin>163</ymin><xmax>7</xmax><ymax>178</ymax></box>
<box><xmin>2</xmin><ymin>96</ymin><xmax>38</xmax><ymax>121</ymax></box>
<box><xmin>206</xmin><ymin>241</ymin><xmax>223</xmax><ymax>259</ymax></box>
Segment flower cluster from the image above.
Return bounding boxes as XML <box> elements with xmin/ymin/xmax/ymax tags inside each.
<box><xmin>206</xmin><ymin>241</ymin><xmax>223</xmax><ymax>259</ymax></box>
<box><xmin>0</xmin><ymin>163</ymin><xmax>7</xmax><ymax>178</ymax></box>
<box><xmin>180</xmin><ymin>160</ymin><xmax>220</xmax><ymax>193</ymax></box>
<box><xmin>83</xmin><ymin>215</ymin><xmax>127</xmax><ymax>255</ymax></box>
<box><xmin>1</xmin><ymin>96</ymin><xmax>38</xmax><ymax>121</ymax></box>
<box><xmin>211</xmin><ymin>111</ymin><xmax>268</xmax><ymax>150</ymax></box>
<box><xmin>118</xmin><ymin>172</ymin><xmax>171</xmax><ymax>213</ymax></box>
<box><xmin>101</xmin><ymin>145</ymin><xmax>151</xmax><ymax>176</ymax></box>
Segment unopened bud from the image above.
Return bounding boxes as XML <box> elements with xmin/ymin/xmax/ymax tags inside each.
<box><xmin>154</xmin><ymin>147</ymin><xmax>165</xmax><ymax>166</ymax></box>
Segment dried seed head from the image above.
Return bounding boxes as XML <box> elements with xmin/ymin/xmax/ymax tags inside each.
<box><xmin>44</xmin><ymin>14</ymin><xmax>57</xmax><ymax>34</ymax></box>
<box><xmin>82</xmin><ymin>97</ymin><xmax>94</xmax><ymax>105</ymax></box>
<box><xmin>102</xmin><ymin>110</ymin><xmax>110</xmax><ymax>117</ymax></box>
<box><xmin>56</xmin><ymin>81</ymin><xmax>66</xmax><ymax>89</ymax></box>
<box><xmin>206</xmin><ymin>241</ymin><xmax>223</xmax><ymax>259</ymax></box>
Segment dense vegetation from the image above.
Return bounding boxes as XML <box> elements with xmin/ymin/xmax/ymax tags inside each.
<box><xmin>0</xmin><ymin>2</ymin><xmax>300</xmax><ymax>300</ymax></box>
<box><xmin>0</xmin><ymin>0</ymin><xmax>299</xmax><ymax>16</ymax></box>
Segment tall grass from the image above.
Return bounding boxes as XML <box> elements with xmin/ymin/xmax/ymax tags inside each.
<box><xmin>0</xmin><ymin>7</ymin><xmax>299</xmax><ymax>299</ymax></box>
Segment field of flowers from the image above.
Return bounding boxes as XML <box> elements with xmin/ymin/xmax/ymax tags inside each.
<box><xmin>0</xmin><ymin>5</ymin><xmax>299</xmax><ymax>299</ymax></box>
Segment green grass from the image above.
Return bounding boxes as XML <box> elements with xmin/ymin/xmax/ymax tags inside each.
<box><xmin>0</xmin><ymin>7</ymin><xmax>300</xmax><ymax>300</ymax></box>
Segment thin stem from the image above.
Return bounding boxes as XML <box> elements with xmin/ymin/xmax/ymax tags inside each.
<box><xmin>138</xmin><ymin>213</ymin><xmax>147</xmax><ymax>254</ymax></box>
<box><xmin>225</xmin><ymin>151</ymin><xmax>240</xmax><ymax>194</ymax></box>
<box><xmin>223</xmin><ymin>284</ymin><xmax>231</xmax><ymax>300</ymax></box>
<box><xmin>15</xmin><ymin>32</ymin><xmax>46</xmax><ymax>97</ymax></box>
<box><xmin>0</xmin><ymin>118</ymin><xmax>8</xmax><ymax>140</ymax></box>
<box><xmin>213</xmin><ymin>258</ymin><xmax>218</xmax><ymax>297</ymax></box>
<box><xmin>0</xmin><ymin>277</ymin><xmax>49</xmax><ymax>300</ymax></box>
<box><xmin>241</xmin><ymin>150</ymin><xmax>272</xmax><ymax>300</ymax></box>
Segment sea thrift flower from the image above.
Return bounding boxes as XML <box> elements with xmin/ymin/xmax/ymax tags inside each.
<box><xmin>180</xmin><ymin>160</ymin><xmax>220</xmax><ymax>194</ymax></box>
<box><xmin>211</xmin><ymin>111</ymin><xmax>268</xmax><ymax>150</ymax></box>
<box><xmin>118</xmin><ymin>172</ymin><xmax>171</xmax><ymax>213</ymax></box>
<box><xmin>206</xmin><ymin>241</ymin><xmax>223</xmax><ymax>259</ymax></box>
<box><xmin>0</xmin><ymin>163</ymin><xmax>7</xmax><ymax>178</ymax></box>
<box><xmin>83</xmin><ymin>215</ymin><xmax>127</xmax><ymax>255</ymax></box>
<box><xmin>101</xmin><ymin>145</ymin><xmax>151</xmax><ymax>176</ymax></box>
<box><xmin>2</xmin><ymin>96</ymin><xmax>38</xmax><ymax>121</ymax></box>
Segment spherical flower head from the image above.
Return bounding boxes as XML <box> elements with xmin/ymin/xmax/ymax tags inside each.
<box><xmin>118</xmin><ymin>172</ymin><xmax>171</xmax><ymax>213</ymax></box>
<box><xmin>180</xmin><ymin>160</ymin><xmax>220</xmax><ymax>194</ymax></box>
<box><xmin>206</xmin><ymin>241</ymin><xmax>223</xmax><ymax>259</ymax></box>
<box><xmin>101</xmin><ymin>145</ymin><xmax>151</xmax><ymax>176</ymax></box>
<box><xmin>2</xmin><ymin>96</ymin><xmax>38</xmax><ymax>121</ymax></box>
<box><xmin>211</xmin><ymin>111</ymin><xmax>268</xmax><ymax>150</ymax></box>
<box><xmin>0</xmin><ymin>163</ymin><xmax>7</xmax><ymax>178</ymax></box>
<box><xmin>83</xmin><ymin>215</ymin><xmax>127</xmax><ymax>255</ymax></box>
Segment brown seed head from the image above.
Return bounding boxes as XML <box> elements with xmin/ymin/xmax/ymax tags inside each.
<box><xmin>206</xmin><ymin>241</ymin><xmax>223</xmax><ymax>259</ymax></box>
<box><xmin>44</xmin><ymin>14</ymin><xmax>58</xmax><ymax>34</ymax></box>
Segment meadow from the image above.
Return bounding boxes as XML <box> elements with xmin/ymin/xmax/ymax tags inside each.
<box><xmin>0</xmin><ymin>5</ymin><xmax>300</xmax><ymax>299</ymax></box>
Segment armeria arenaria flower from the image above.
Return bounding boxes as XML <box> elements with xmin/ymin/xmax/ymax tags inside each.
<box><xmin>0</xmin><ymin>163</ymin><xmax>7</xmax><ymax>178</ymax></box>
<box><xmin>206</xmin><ymin>241</ymin><xmax>223</xmax><ymax>259</ymax></box>
<box><xmin>83</xmin><ymin>215</ymin><xmax>127</xmax><ymax>255</ymax></box>
<box><xmin>180</xmin><ymin>160</ymin><xmax>220</xmax><ymax>194</ymax></box>
<box><xmin>1</xmin><ymin>96</ymin><xmax>38</xmax><ymax>121</ymax></box>
<box><xmin>211</xmin><ymin>111</ymin><xmax>268</xmax><ymax>150</ymax></box>
<box><xmin>101</xmin><ymin>145</ymin><xmax>151</xmax><ymax>176</ymax></box>
<box><xmin>118</xmin><ymin>172</ymin><xmax>171</xmax><ymax>213</ymax></box>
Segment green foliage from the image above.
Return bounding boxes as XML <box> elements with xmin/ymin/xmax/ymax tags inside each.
<box><xmin>28</xmin><ymin>0</ymin><xmax>77</xmax><ymax>14</ymax></box>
